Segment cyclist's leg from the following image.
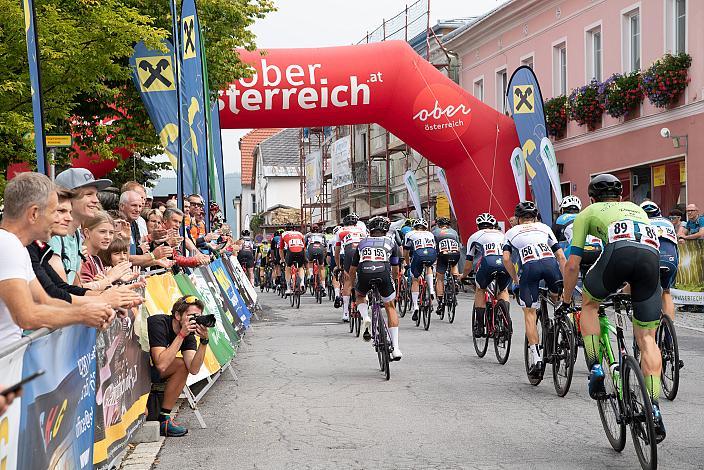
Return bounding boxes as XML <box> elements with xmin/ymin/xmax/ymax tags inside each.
<box><xmin>284</xmin><ymin>252</ymin><xmax>293</xmax><ymax>293</ymax></box>
<box><xmin>425</xmin><ymin>251</ymin><xmax>437</xmax><ymax>298</ymax></box>
<box><xmin>297</xmin><ymin>253</ymin><xmax>306</xmax><ymax>288</ymax></box>
<box><xmin>659</xmin><ymin>246</ymin><xmax>678</xmax><ymax>322</ymax></box>
<box><xmin>409</xmin><ymin>254</ymin><xmax>422</xmax><ymax>312</ymax></box>
<box><xmin>342</xmin><ymin>247</ymin><xmax>354</xmax><ymax>315</ymax></box>
<box><xmin>518</xmin><ymin>262</ymin><xmax>542</xmax><ymax>367</ymax></box>
<box><xmin>379</xmin><ymin>271</ymin><xmax>401</xmax><ymax>357</ymax></box>
<box><xmin>355</xmin><ymin>273</ymin><xmax>372</xmax><ymax>337</ymax></box>
<box><xmin>435</xmin><ymin>254</ymin><xmax>447</xmax><ymax>300</ymax></box>
<box><xmin>473</xmin><ymin>261</ymin><xmax>491</xmax><ymax>335</ymax></box>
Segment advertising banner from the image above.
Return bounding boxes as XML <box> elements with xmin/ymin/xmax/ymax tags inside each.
<box><xmin>539</xmin><ymin>137</ymin><xmax>563</xmax><ymax>204</ymax></box>
<box><xmin>92</xmin><ymin>301</ymin><xmax>151</xmax><ymax>470</ymax></box>
<box><xmin>435</xmin><ymin>167</ymin><xmax>456</xmax><ymax>217</ymax></box>
<box><xmin>507</xmin><ymin>66</ymin><xmax>554</xmax><ymax>223</ymax></box>
<box><xmin>0</xmin><ymin>344</ymin><xmax>26</xmax><ymax>470</ymax></box>
<box><xmin>672</xmin><ymin>240</ymin><xmax>704</xmax><ymax>304</ymax></box>
<box><xmin>331</xmin><ymin>136</ymin><xmax>353</xmax><ymax>189</ymax></box>
<box><xmin>404</xmin><ymin>170</ymin><xmax>423</xmax><ymax>217</ymax></box>
<box><xmin>21</xmin><ymin>0</ymin><xmax>46</xmax><ymax>173</ymax></box>
<box><xmin>198</xmin><ymin>265</ymin><xmax>244</xmax><ymax>333</ymax></box>
<box><xmin>17</xmin><ymin>326</ymin><xmax>97</xmax><ymax>470</ymax></box>
<box><xmin>225</xmin><ymin>255</ymin><xmax>257</xmax><ymax>310</ymax></box>
<box><xmin>192</xmin><ymin>267</ymin><xmax>240</xmax><ymax>346</ymax></box>
<box><xmin>510</xmin><ymin>147</ymin><xmax>527</xmax><ymax>202</ymax></box>
<box><xmin>211</xmin><ymin>258</ymin><xmax>252</xmax><ymax>328</ymax></box>
<box><xmin>305</xmin><ymin>149</ymin><xmax>322</xmax><ymax>199</ymax></box>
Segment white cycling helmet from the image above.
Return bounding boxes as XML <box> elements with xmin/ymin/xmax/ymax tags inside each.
<box><xmin>413</xmin><ymin>218</ymin><xmax>428</xmax><ymax>229</ymax></box>
<box><xmin>476</xmin><ymin>213</ymin><xmax>497</xmax><ymax>227</ymax></box>
<box><xmin>560</xmin><ymin>195</ymin><xmax>582</xmax><ymax>211</ymax></box>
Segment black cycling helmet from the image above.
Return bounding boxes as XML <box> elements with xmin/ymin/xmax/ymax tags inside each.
<box><xmin>241</xmin><ymin>229</ymin><xmax>250</xmax><ymax>237</ymax></box>
<box><xmin>342</xmin><ymin>213</ymin><xmax>359</xmax><ymax>226</ymax></box>
<box><xmin>324</xmin><ymin>226</ymin><xmax>333</xmax><ymax>234</ymax></box>
<box><xmin>588</xmin><ymin>173</ymin><xmax>623</xmax><ymax>201</ymax></box>
<box><xmin>436</xmin><ymin>217</ymin><xmax>451</xmax><ymax>227</ymax></box>
<box><xmin>514</xmin><ymin>201</ymin><xmax>539</xmax><ymax>219</ymax></box>
<box><xmin>368</xmin><ymin>216</ymin><xmax>391</xmax><ymax>234</ymax></box>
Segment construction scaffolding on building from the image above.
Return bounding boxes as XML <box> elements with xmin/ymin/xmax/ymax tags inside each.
<box><xmin>298</xmin><ymin>1</ymin><xmax>472</xmax><ymax>227</ymax></box>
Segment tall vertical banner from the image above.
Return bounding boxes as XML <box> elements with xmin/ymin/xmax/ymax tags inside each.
<box><xmin>404</xmin><ymin>170</ymin><xmax>423</xmax><ymax>217</ymax></box>
<box><xmin>21</xmin><ymin>0</ymin><xmax>47</xmax><ymax>174</ymax></box>
<box><xmin>180</xmin><ymin>0</ymin><xmax>209</xmax><ymax>215</ymax></box>
<box><xmin>435</xmin><ymin>167</ymin><xmax>456</xmax><ymax>217</ymax></box>
<box><xmin>305</xmin><ymin>149</ymin><xmax>322</xmax><ymax>199</ymax></box>
<box><xmin>130</xmin><ymin>41</ymin><xmax>180</xmax><ymax>171</ymax></box>
<box><xmin>210</xmin><ymin>100</ymin><xmax>227</xmax><ymax>215</ymax></box>
<box><xmin>507</xmin><ymin>66</ymin><xmax>555</xmax><ymax>222</ymax></box>
<box><xmin>331</xmin><ymin>136</ymin><xmax>353</xmax><ymax>189</ymax></box>
<box><xmin>539</xmin><ymin>137</ymin><xmax>563</xmax><ymax>203</ymax></box>
<box><xmin>510</xmin><ymin>147</ymin><xmax>527</xmax><ymax>202</ymax></box>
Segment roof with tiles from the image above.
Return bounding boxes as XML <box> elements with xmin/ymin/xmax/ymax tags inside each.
<box><xmin>239</xmin><ymin>128</ymin><xmax>282</xmax><ymax>186</ymax></box>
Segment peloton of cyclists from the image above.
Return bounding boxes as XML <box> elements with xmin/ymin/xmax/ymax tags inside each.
<box><xmin>280</xmin><ymin>223</ymin><xmax>306</xmax><ymax>295</ymax></box>
<box><xmin>333</xmin><ymin>213</ymin><xmax>368</xmax><ymax>321</ymax></box>
<box><xmin>432</xmin><ymin>217</ymin><xmax>462</xmax><ymax>317</ymax></box>
<box><xmin>403</xmin><ymin>218</ymin><xmax>438</xmax><ymax>322</ymax></box>
<box><xmin>305</xmin><ymin>224</ymin><xmax>328</xmax><ymax>294</ymax></box>
<box><xmin>236</xmin><ymin>229</ymin><xmax>256</xmax><ymax>285</ymax></box>
<box><xmin>348</xmin><ymin>216</ymin><xmax>403</xmax><ymax>360</ymax></box>
<box><xmin>256</xmin><ymin>236</ymin><xmax>271</xmax><ymax>287</ymax></box>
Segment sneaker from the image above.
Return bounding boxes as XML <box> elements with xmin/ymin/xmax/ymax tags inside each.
<box><xmin>528</xmin><ymin>360</ymin><xmax>543</xmax><ymax>378</ymax></box>
<box><xmin>342</xmin><ymin>313</ymin><xmax>349</xmax><ymax>322</ymax></box>
<box><xmin>160</xmin><ymin>418</ymin><xmax>188</xmax><ymax>437</ymax></box>
<box><xmin>361</xmin><ymin>318</ymin><xmax>372</xmax><ymax>341</ymax></box>
<box><xmin>412</xmin><ymin>309</ymin><xmax>419</xmax><ymax>321</ymax></box>
<box><xmin>334</xmin><ymin>296</ymin><xmax>343</xmax><ymax>308</ymax></box>
<box><xmin>588</xmin><ymin>364</ymin><xmax>606</xmax><ymax>399</ymax></box>
<box><xmin>652</xmin><ymin>402</ymin><xmax>667</xmax><ymax>443</ymax></box>
<box><xmin>391</xmin><ymin>348</ymin><xmax>403</xmax><ymax>361</ymax></box>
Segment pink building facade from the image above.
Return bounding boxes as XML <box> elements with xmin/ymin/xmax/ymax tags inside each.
<box><xmin>445</xmin><ymin>0</ymin><xmax>703</xmax><ymax>212</ymax></box>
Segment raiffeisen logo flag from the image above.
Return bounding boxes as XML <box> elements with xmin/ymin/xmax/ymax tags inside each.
<box><xmin>507</xmin><ymin>66</ymin><xmax>555</xmax><ymax>222</ymax></box>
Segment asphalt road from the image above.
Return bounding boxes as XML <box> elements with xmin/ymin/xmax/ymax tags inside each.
<box><xmin>156</xmin><ymin>288</ymin><xmax>704</xmax><ymax>469</ymax></box>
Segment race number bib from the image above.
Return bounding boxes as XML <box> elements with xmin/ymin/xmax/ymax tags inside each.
<box><xmin>288</xmin><ymin>238</ymin><xmax>304</xmax><ymax>248</ymax></box>
<box><xmin>608</xmin><ymin>221</ymin><xmax>659</xmax><ymax>248</ymax></box>
<box><xmin>656</xmin><ymin>225</ymin><xmax>678</xmax><ymax>244</ymax></box>
<box><xmin>519</xmin><ymin>243</ymin><xmax>554</xmax><ymax>264</ymax></box>
<box><xmin>482</xmin><ymin>242</ymin><xmax>500</xmax><ymax>256</ymax></box>
<box><xmin>360</xmin><ymin>247</ymin><xmax>387</xmax><ymax>262</ymax></box>
<box><xmin>438</xmin><ymin>238</ymin><xmax>459</xmax><ymax>254</ymax></box>
<box><xmin>413</xmin><ymin>237</ymin><xmax>434</xmax><ymax>250</ymax></box>
<box><xmin>343</xmin><ymin>232</ymin><xmax>362</xmax><ymax>246</ymax></box>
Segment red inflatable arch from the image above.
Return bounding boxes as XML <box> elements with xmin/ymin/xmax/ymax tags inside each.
<box><xmin>219</xmin><ymin>40</ymin><xmax>519</xmax><ymax>238</ymax></box>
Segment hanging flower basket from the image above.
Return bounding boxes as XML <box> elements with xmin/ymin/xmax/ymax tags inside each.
<box><xmin>600</xmin><ymin>72</ymin><xmax>644</xmax><ymax>119</ymax></box>
<box><xmin>567</xmin><ymin>79</ymin><xmax>604</xmax><ymax>130</ymax></box>
<box><xmin>544</xmin><ymin>95</ymin><xmax>568</xmax><ymax>138</ymax></box>
<box><xmin>641</xmin><ymin>53</ymin><xmax>692</xmax><ymax>108</ymax></box>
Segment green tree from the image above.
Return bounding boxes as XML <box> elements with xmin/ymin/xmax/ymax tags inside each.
<box><xmin>0</xmin><ymin>0</ymin><xmax>273</xmax><ymax>185</ymax></box>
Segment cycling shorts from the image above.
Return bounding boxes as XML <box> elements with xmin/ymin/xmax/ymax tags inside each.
<box><xmin>285</xmin><ymin>250</ymin><xmax>307</xmax><ymax>268</ymax></box>
<box><xmin>475</xmin><ymin>255</ymin><xmax>510</xmax><ymax>291</ymax></box>
<box><xmin>355</xmin><ymin>269</ymin><xmax>396</xmax><ymax>303</ymax></box>
<box><xmin>237</xmin><ymin>252</ymin><xmax>255</xmax><ymax>269</ymax></box>
<box><xmin>410</xmin><ymin>248</ymin><xmax>437</xmax><ymax>278</ymax></box>
<box><xmin>306</xmin><ymin>246</ymin><xmax>326</xmax><ymax>265</ymax></box>
<box><xmin>272</xmin><ymin>247</ymin><xmax>281</xmax><ymax>263</ymax></box>
<box><xmin>578</xmin><ymin>248</ymin><xmax>602</xmax><ymax>278</ymax></box>
<box><xmin>342</xmin><ymin>245</ymin><xmax>357</xmax><ymax>273</ymax></box>
<box><xmin>658</xmin><ymin>241</ymin><xmax>679</xmax><ymax>290</ymax></box>
<box><xmin>518</xmin><ymin>258</ymin><xmax>562</xmax><ymax>308</ymax></box>
<box><xmin>584</xmin><ymin>241</ymin><xmax>662</xmax><ymax>329</ymax></box>
<box><xmin>436</xmin><ymin>251</ymin><xmax>460</xmax><ymax>274</ymax></box>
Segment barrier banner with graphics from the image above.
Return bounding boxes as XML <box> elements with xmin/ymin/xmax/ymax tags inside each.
<box><xmin>305</xmin><ymin>149</ymin><xmax>322</xmax><ymax>199</ymax></box>
<box><xmin>331</xmin><ymin>136</ymin><xmax>353</xmax><ymax>189</ymax></box>
<box><xmin>192</xmin><ymin>267</ymin><xmax>241</xmax><ymax>346</ymax></box>
<box><xmin>17</xmin><ymin>326</ymin><xmax>97</xmax><ymax>470</ymax></box>
<box><xmin>0</xmin><ymin>344</ymin><xmax>26</xmax><ymax>470</ymax></box>
<box><xmin>198</xmin><ymin>265</ymin><xmax>244</xmax><ymax>333</ymax></box>
<box><xmin>672</xmin><ymin>240</ymin><xmax>704</xmax><ymax>304</ymax></box>
<box><xmin>92</xmin><ymin>300</ymin><xmax>151</xmax><ymax>470</ymax></box>
<box><xmin>225</xmin><ymin>255</ymin><xmax>257</xmax><ymax>310</ymax></box>
<box><xmin>211</xmin><ymin>258</ymin><xmax>252</xmax><ymax>328</ymax></box>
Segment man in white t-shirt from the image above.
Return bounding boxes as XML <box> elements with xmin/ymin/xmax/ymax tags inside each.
<box><xmin>0</xmin><ymin>173</ymin><xmax>114</xmax><ymax>347</ymax></box>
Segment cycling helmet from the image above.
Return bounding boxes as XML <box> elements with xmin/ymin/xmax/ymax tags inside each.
<box><xmin>436</xmin><ymin>216</ymin><xmax>451</xmax><ymax>227</ymax></box>
<box><xmin>475</xmin><ymin>213</ymin><xmax>497</xmax><ymax>228</ymax></box>
<box><xmin>311</xmin><ymin>224</ymin><xmax>320</xmax><ymax>232</ymax></box>
<box><xmin>342</xmin><ymin>213</ymin><xmax>359</xmax><ymax>226</ymax></box>
<box><xmin>588</xmin><ymin>174</ymin><xmax>623</xmax><ymax>200</ymax></box>
<box><xmin>414</xmin><ymin>218</ymin><xmax>428</xmax><ymax>229</ymax></box>
<box><xmin>560</xmin><ymin>195</ymin><xmax>582</xmax><ymax>212</ymax></box>
<box><xmin>241</xmin><ymin>229</ymin><xmax>250</xmax><ymax>237</ymax></box>
<box><xmin>368</xmin><ymin>216</ymin><xmax>391</xmax><ymax>234</ymax></box>
<box><xmin>640</xmin><ymin>200</ymin><xmax>661</xmax><ymax>218</ymax></box>
<box><xmin>514</xmin><ymin>201</ymin><xmax>539</xmax><ymax>219</ymax></box>
<box><xmin>285</xmin><ymin>223</ymin><xmax>295</xmax><ymax>231</ymax></box>
<box><xmin>403</xmin><ymin>218</ymin><xmax>414</xmax><ymax>227</ymax></box>
<box><xmin>324</xmin><ymin>226</ymin><xmax>333</xmax><ymax>234</ymax></box>
<box><xmin>275</xmin><ymin>228</ymin><xmax>284</xmax><ymax>235</ymax></box>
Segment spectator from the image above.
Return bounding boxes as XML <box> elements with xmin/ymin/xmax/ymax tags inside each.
<box><xmin>145</xmin><ymin>188</ymin><xmax>154</xmax><ymax>209</ymax></box>
<box><xmin>80</xmin><ymin>211</ymin><xmax>133</xmax><ymax>287</ymax></box>
<box><xmin>121</xmin><ymin>181</ymin><xmax>149</xmax><ymax>240</ymax></box>
<box><xmin>108</xmin><ymin>210</ymin><xmax>131</xmax><ymax>241</ymax></box>
<box><xmin>147</xmin><ymin>295</ymin><xmax>209</xmax><ymax>437</ymax></box>
<box><xmin>98</xmin><ymin>236</ymin><xmax>139</xmax><ymax>285</ymax></box>
<box><xmin>49</xmin><ymin>168</ymin><xmax>112</xmax><ymax>284</ymax></box>
<box><xmin>159</xmin><ymin>208</ymin><xmax>210</xmax><ymax>271</ymax></box>
<box><xmin>120</xmin><ymin>191</ymin><xmax>172</xmax><ymax>266</ymax></box>
<box><xmin>0</xmin><ymin>173</ymin><xmax>115</xmax><ymax>346</ymax></box>
<box><xmin>165</xmin><ymin>198</ymin><xmax>178</xmax><ymax>209</ymax></box>
<box><xmin>669</xmin><ymin>208</ymin><xmax>686</xmax><ymax>239</ymax></box>
<box><xmin>681</xmin><ymin>203</ymin><xmax>704</xmax><ymax>240</ymax></box>
<box><xmin>185</xmin><ymin>194</ymin><xmax>206</xmax><ymax>242</ymax></box>
<box><xmin>97</xmin><ymin>187</ymin><xmax>120</xmax><ymax>212</ymax></box>
<box><xmin>157</xmin><ymin>202</ymin><xmax>167</xmax><ymax>214</ymax></box>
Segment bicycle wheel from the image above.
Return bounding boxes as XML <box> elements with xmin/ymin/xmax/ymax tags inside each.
<box><xmin>523</xmin><ymin>314</ymin><xmax>544</xmax><ymax>386</ymax></box>
<box><xmin>597</xmin><ymin>353</ymin><xmax>626</xmax><ymax>452</ymax></box>
<box><xmin>448</xmin><ymin>294</ymin><xmax>456</xmax><ymax>324</ymax></box>
<box><xmin>493</xmin><ymin>301</ymin><xmax>512</xmax><ymax>365</ymax></box>
<box><xmin>472</xmin><ymin>308</ymin><xmax>489</xmax><ymax>358</ymax></box>
<box><xmin>415</xmin><ymin>288</ymin><xmax>422</xmax><ymax>327</ymax></box>
<box><xmin>552</xmin><ymin>317</ymin><xmax>576</xmax><ymax>397</ymax></box>
<box><xmin>378</xmin><ymin>314</ymin><xmax>390</xmax><ymax>380</ymax></box>
<box><xmin>622</xmin><ymin>355</ymin><xmax>657</xmax><ymax>470</ymax></box>
<box><xmin>657</xmin><ymin>315</ymin><xmax>680</xmax><ymax>401</ymax></box>
<box><xmin>355</xmin><ymin>312</ymin><xmax>361</xmax><ymax>337</ymax></box>
<box><xmin>422</xmin><ymin>295</ymin><xmax>431</xmax><ymax>331</ymax></box>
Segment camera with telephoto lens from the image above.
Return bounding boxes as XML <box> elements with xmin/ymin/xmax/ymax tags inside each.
<box><xmin>191</xmin><ymin>313</ymin><xmax>216</xmax><ymax>328</ymax></box>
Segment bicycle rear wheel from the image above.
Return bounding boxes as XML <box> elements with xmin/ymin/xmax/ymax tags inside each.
<box><xmin>295</xmin><ymin>291</ymin><xmax>301</xmax><ymax>309</ymax></box>
<box><xmin>355</xmin><ymin>312</ymin><xmax>361</xmax><ymax>337</ymax></box>
<box><xmin>422</xmin><ymin>293</ymin><xmax>431</xmax><ymax>331</ymax></box>
<box><xmin>657</xmin><ymin>315</ymin><xmax>680</xmax><ymax>401</ymax></box>
<box><xmin>472</xmin><ymin>308</ymin><xmax>489</xmax><ymax>358</ymax></box>
<box><xmin>622</xmin><ymin>355</ymin><xmax>657</xmax><ymax>470</ymax></box>
<box><xmin>493</xmin><ymin>301</ymin><xmax>512</xmax><ymax>365</ymax></box>
<box><xmin>552</xmin><ymin>316</ymin><xmax>576</xmax><ymax>397</ymax></box>
<box><xmin>597</xmin><ymin>353</ymin><xmax>626</xmax><ymax>452</ymax></box>
<box><xmin>448</xmin><ymin>295</ymin><xmax>456</xmax><ymax>324</ymax></box>
<box><xmin>523</xmin><ymin>314</ymin><xmax>544</xmax><ymax>386</ymax></box>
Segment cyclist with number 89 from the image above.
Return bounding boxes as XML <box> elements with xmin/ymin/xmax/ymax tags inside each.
<box><xmin>558</xmin><ymin>174</ymin><xmax>666</xmax><ymax>442</ymax></box>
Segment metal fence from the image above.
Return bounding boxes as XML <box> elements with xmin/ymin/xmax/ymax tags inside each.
<box><xmin>357</xmin><ymin>0</ymin><xmax>429</xmax><ymax>44</ymax></box>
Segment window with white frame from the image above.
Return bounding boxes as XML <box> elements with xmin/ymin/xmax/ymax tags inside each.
<box><xmin>666</xmin><ymin>0</ymin><xmax>687</xmax><ymax>54</ymax></box>
<box><xmin>586</xmin><ymin>27</ymin><xmax>602</xmax><ymax>81</ymax></box>
<box><xmin>473</xmin><ymin>78</ymin><xmax>484</xmax><ymax>102</ymax></box>
<box><xmin>623</xmin><ymin>8</ymin><xmax>641</xmax><ymax>72</ymax></box>
<box><xmin>496</xmin><ymin>69</ymin><xmax>507</xmax><ymax>113</ymax></box>
<box><xmin>553</xmin><ymin>42</ymin><xmax>567</xmax><ymax>95</ymax></box>
<box><xmin>521</xmin><ymin>56</ymin><xmax>534</xmax><ymax>69</ymax></box>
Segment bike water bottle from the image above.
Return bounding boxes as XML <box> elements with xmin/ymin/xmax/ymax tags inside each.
<box><xmin>610</xmin><ymin>363</ymin><xmax>622</xmax><ymax>398</ymax></box>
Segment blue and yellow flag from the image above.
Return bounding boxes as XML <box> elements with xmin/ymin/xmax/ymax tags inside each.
<box><xmin>21</xmin><ymin>0</ymin><xmax>47</xmax><ymax>174</ymax></box>
<box><xmin>507</xmin><ymin>66</ymin><xmax>556</xmax><ymax>222</ymax></box>
<box><xmin>211</xmin><ymin>100</ymin><xmax>226</xmax><ymax>217</ymax></box>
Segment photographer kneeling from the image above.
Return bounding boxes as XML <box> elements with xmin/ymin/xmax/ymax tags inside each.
<box><xmin>147</xmin><ymin>295</ymin><xmax>211</xmax><ymax>437</ymax></box>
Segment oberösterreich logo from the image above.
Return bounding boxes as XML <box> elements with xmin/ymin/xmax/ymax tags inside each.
<box><xmin>412</xmin><ymin>84</ymin><xmax>472</xmax><ymax>142</ymax></box>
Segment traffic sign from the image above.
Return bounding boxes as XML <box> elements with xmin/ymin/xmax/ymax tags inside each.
<box><xmin>45</xmin><ymin>135</ymin><xmax>72</xmax><ymax>147</ymax></box>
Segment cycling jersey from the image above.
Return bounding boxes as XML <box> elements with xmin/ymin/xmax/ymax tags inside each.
<box><xmin>351</xmin><ymin>235</ymin><xmax>400</xmax><ymax>301</ymax></box>
<box><xmin>271</xmin><ymin>235</ymin><xmax>282</xmax><ymax>262</ymax></box>
<box><xmin>281</xmin><ymin>230</ymin><xmax>305</xmax><ymax>253</ymax></box>
<box><xmin>395</xmin><ymin>225</ymin><xmax>413</xmax><ymax>246</ymax></box>
<box><xmin>649</xmin><ymin>215</ymin><xmax>679</xmax><ymax>290</ymax></box>
<box><xmin>239</xmin><ymin>237</ymin><xmax>255</xmax><ymax>253</ymax></box>
<box><xmin>552</xmin><ymin>213</ymin><xmax>576</xmax><ymax>245</ymax></box>
<box><xmin>334</xmin><ymin>225</ymin><xmax>367</xmax><ymax>250</ymax></box>
<box><xmin>237</xmin><ymin>237</ymin><xmax>255</xmax><ymax>269</ymax></box>
<box><xmin>304</xmin><ymin>232</ymin><xmax>326</xmax><ymax>250</ymax></box>
<box><xmin>432</xmin><ymin>226</ymin><xmax>461</xmax><ymax>253</ymax></box>
<box><xmin>404</xmin><ymin>230</ymin><xmax>437</xmax><ymax>278</ymax></box>
<box><xmin>467</xmin><ymin>229</ymin><xmax>509</xmax><ymax>290</ymax></box>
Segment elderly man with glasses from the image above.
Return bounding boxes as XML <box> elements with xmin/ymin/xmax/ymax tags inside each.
<box><xmin>680</xmin><ymin>204</ymin><xmax>704</xmax><ymax>241</ymax></box>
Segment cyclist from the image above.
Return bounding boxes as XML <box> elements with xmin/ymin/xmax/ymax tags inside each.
<box><xmin>334</xmin><ymin>214</ymin><xmax>367</xmax><ymax>321</ymax></box>
<box><xmin>395</xmin><ymin>218</ymin><xmax>414</xmax><ymax>290</ymax></box>
<box><xmin>503</xmin><ymin>202</ymin><xmax>565</xmax><ymax>377</ymax></box>
<box><xmin>559</xmin><ymin>174</ymin><xmax>666</xmax><ymax>442</ymax></box>
<box><xmin>305</xmin><ymin>224</ymin><xmax>327</xmax><ymax>293</ymax></box>
<box><xmin>328</xmin><ymin>226</ymin><xmax>343</xmax><ymax>307</ymax></box>
<box><xmin>280</xmin><ymin>223</ymin><xmax>306</xmax><ymax>295</ymax></box>
<box><xmin>403</xmin><ymin>218</ymin><xmax>437</xmax><ymax>321</ymax></box>
<box><xmin>464</xmin><ymin>213</ymin><xmax>511</xmax><ymax>337</ymax></box>
<box><xmin>271</xmin><ymin>228</ymin><xmax>284</xmax><ymax>289</ymax></box>
<box><xmin>256</xmin><ymin>237</ymin><xmax>271</xmax><ymax>287</ymax></box>
<box><xmin>432</xmin><ymin>217</ymin><xmax>461</xmax><ymax>317</ymax></box>
<box><xmin>236</xmin><ymin>230</ymin><xmax>256</xmax><ymax>285</ymax></box>
<box><xmin>554</xmin><ymin>195</ymin><xmax>603</xmax><ymax>277</ymax></box>
<box><xmin>349</xmin><ymin>216</ymin><xmax>403</xmax><ymax>360</ymax></box>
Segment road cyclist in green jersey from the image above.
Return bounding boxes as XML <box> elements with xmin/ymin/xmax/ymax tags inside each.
<box><xmin>558</xmin><ymin>173</ymin><xmax>666</xmax><ymax>442</ymax></box>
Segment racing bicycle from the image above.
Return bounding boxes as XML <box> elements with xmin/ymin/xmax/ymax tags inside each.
<box><xmin>369</xmin><ymin>279</ymin><xmax>393</xmax><ymax>380</ymax></box>
<box><xmin>415</xmin><ymin>262</ymin><xmax>433</xmax><ymax>331</ymax></box>
<box><xmin>396</xmin><ymin>268</ymin><xmax>410</xmax><ymax>318</ymax></box>
<box><xmin>288</xmin><ymin>262</ymin><xmax>303</xmax><ymax>309</ymax></box>
<box><xmin>472</xmin><ymin>272</ymin><xmax>512</xmax><ymax>364</ymax></box>
<box><xmin>438</xmin><ymin>266</ymin><xmax>458</xmax><ymax>324</ymax></box>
